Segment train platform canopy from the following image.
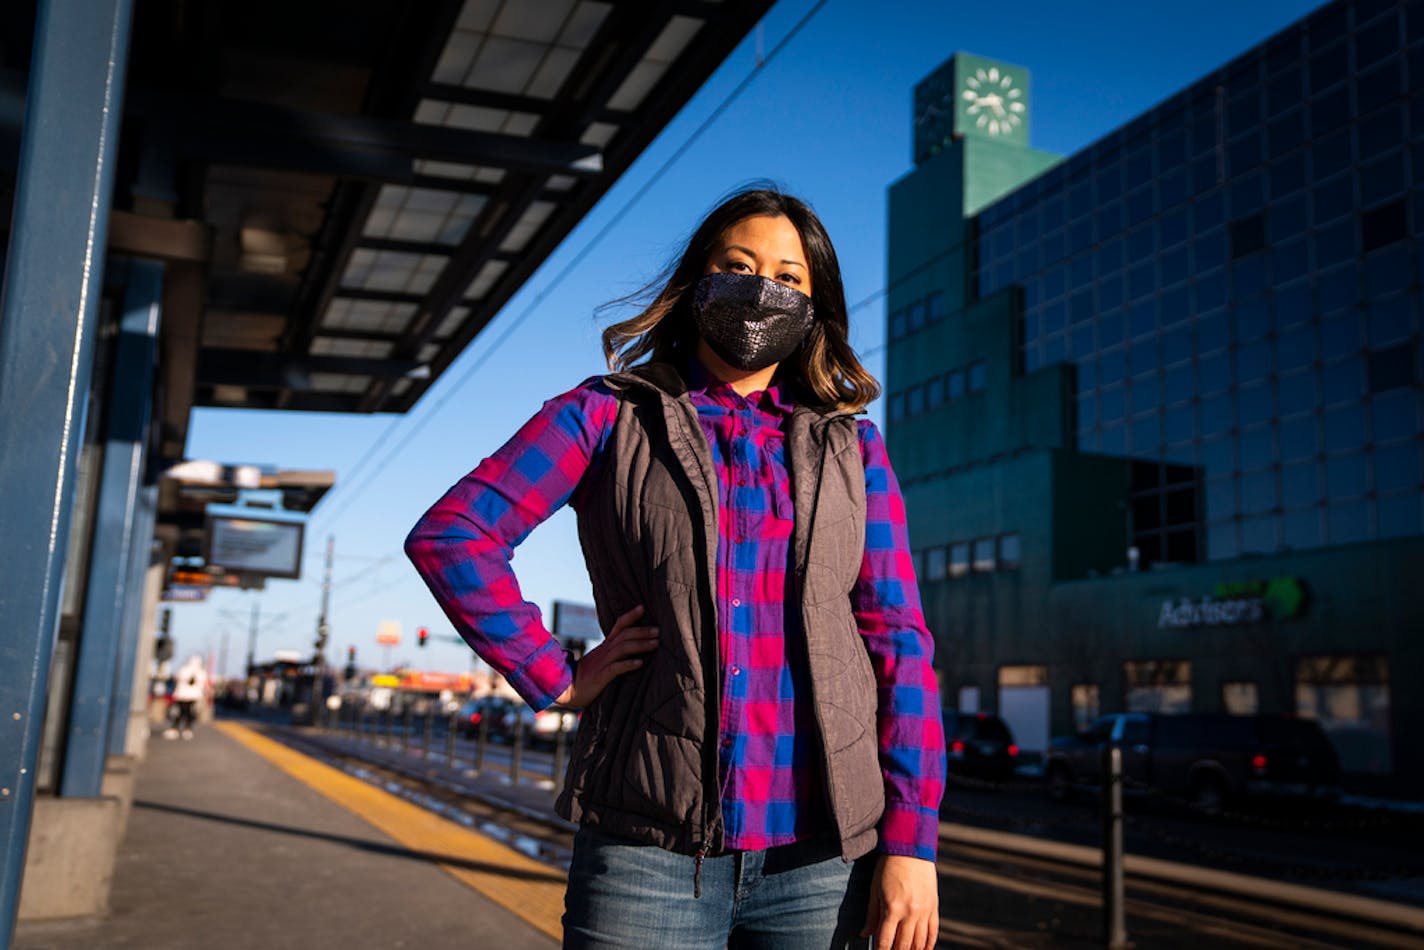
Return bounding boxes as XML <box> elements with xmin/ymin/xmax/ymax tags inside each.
<box><xmin>0</xmin><ymin>0</ymin><xmax>771</xmax><ymax>463</ymax></box>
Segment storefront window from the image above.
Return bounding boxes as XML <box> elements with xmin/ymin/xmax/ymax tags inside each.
<box><xmin>1222</xmin><ymin>680</ymin><xmax>1259</xmax><ymax>714</ymax></box>
<box><xmin>972</xmin><ymin>538</ymin><xmax>996</xmax><ymax>573</ymax></box>
<box><xmin>925</xmin><ymin>546</ymin><xmax>947</xmax><ymax>582</ymax></box>
<box><xmin>1296</xmin><ymin>655</ymin><xmax>1392</xmax><ymax>774</ymax></box>
<box><xmin>949</xmin><ymin>542</ymin><xmax>970</xmax><ymax>579</ymax></box>
<box><xmin>1071</xmin><ymin>684</ymin><xmax>1100</xmax><ymax>731</ymax></box>
<box><xmin>1123</xmin><ymin>659</ymin><xmax>1192</xmax><ymax>713</ymax></box>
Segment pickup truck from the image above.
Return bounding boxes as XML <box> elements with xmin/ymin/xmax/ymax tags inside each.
<box><xmin>1043</xmin><ymin>712</ymin><xmax>1340</xmax><ymax>815</ymax></box>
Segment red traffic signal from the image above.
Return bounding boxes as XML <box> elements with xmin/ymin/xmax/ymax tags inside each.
<box><xmin>347</xmin><ymin>645</ymin><xmax>356</xmax><ymax>662</ymax></box>
<box><xmin>418</xmin><ymin>627</ymin><xmax>429</xmax><ymax>648</ymax></box>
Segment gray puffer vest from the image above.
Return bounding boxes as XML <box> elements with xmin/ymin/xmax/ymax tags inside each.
<box><xmin>554</xmin><ymin>362</ymin><xmax>884</xmax><ymax>862</ymax></box>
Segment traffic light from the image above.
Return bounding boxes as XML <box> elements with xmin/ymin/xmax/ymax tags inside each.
<box><xmin>347</xmin><ymin>645</ymin><xmax>356</xmax><ymax>662</ymax></box>
<box><xmin>418</xmin><ymin>627</ymin><xmax>429</xmax><ymax>648</ymax></box>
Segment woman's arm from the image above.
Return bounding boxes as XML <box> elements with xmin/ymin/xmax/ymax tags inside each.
<box><xmin>404</xmin><ymin>378</ymin><xmax>616</xmax><ymax>710</ymax></box>
<box><xmin>850</xmin><ymin>419</ymin><xmax>947</xmax><ymax>950</ymax></box>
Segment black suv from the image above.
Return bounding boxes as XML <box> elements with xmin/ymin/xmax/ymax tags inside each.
<box><xmin>943</xmin><ymin>711</ymin><xmax>1020</xmax><ymax>781</ymax></box>
<box><xmin>1044</xmin><ymin>712</ymin><xmax>1340</xmax><ymax>815</ymax></box>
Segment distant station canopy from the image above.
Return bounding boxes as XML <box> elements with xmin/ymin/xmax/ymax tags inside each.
<box><xmin>0</xmin><ymin>0</ymin><xmax>773</xmax><ymax>446</ymax></box>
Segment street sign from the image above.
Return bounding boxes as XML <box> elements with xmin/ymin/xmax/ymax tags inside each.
<box><xmin>552</xmin><ymin>601</ymin><xmax>601</xmax><ymax>640</ymax></box>
<box><xmin>161</xmin><ymin>586</ymin><xmax>208</xmax><ymax>602</ymax></box>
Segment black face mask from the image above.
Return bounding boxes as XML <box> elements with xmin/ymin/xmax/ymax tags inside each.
<box><xmin>691</xmin><ymin>273</ymin><xmax>814</xmax><ymax>372</ymax></box>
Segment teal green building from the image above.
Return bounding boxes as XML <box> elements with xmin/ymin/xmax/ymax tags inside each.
<box><xmin>886</xmin><ymin>0</ymin><xmax>1424</xmax><ymax>796</ymax></box>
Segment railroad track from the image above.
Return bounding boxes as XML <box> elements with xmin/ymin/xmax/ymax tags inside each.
<box><xmin>262</xmin><ymin>723</ymin><xmax>1424</xmax><ymax>950</ymax></box>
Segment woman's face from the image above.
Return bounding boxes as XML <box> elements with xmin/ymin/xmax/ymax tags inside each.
<box><xmin>703</xmin><ymin>214</ymin><xmax>812</xmax><ymax>298</ymax></box>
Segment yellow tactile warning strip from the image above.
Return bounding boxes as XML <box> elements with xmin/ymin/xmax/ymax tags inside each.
<box><xmin>216</xmin><ymin>721</ymin><xmax>565</xmax><ymax>942</ymax></box>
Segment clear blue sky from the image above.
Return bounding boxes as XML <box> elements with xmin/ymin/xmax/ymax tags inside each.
<box><xmin>178</xmin><ymin>0</ymin><xmax>1328</xmax><ymax>676</ymax></box>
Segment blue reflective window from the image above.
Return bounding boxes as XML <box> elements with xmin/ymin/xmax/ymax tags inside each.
<box><xmin>1269</xmin><ymin>195</ymin><xmax>1308</xmax><ymax>243</ymax></box>
<box><xmin>1045</xmin><ymin>334</ymin><xmax>1067</xmax><ymax>365</ymax></box>
<box><xmin>1242</xmin><ymin>470</ymin><xmax>1276</xmax><ymax>512</ymax></box>
<box><xmin>1320</xmin><ymin>313</ymin><xmax>1362</xmax><ymax>358</ymax></box>
<box><xmin>1193</xmin><ymin>190</ymin><xmax>1226</xmax><ymax>231</ymax></box>
<box><xmin>1324</xmin><ymin>405</ymin><xmax>1367</xmax><ymax>452</ymax></box>
<box><xmin>1099</xmin><ymin>348</ymin><xmax>1125</xmax><ymax>385</ymax></box>
<box><xmin>1100</xmin><ymin>310</ymin><xmax>1125</xmax><ymax>347</ymax></box>
<box><xmin>1359</xmin><ymin>151</ymin><xmax>1408</xmax><ymax>209</ymax></box>
<box><xmin>1376</xmin><ymin>493</ymin><xmax>1422</xmax><ymax>539</ymax></box>
<box><xmin>1322</xmin><ymin>357</ymin><xmax>1365</xmax><ymax>404</ymax></box>
<box><xmin>1366</xmin><ymin>295</ymin><xmax>1414</xmax><ymax>347</ymax></box>
<box><xmin>925</xmin><ymin>374</ymin><xmax>945</xmax><ymax>409</ymax></box>
<box><xmin>1160</xmin><ymin>166</ymin><xmax>1189</xmax><ymax>209</ymax></box>
<box><xmin>1283</xmin><ymin>508</ymin><xmax>1321</xmax><ymax>548</ymax></box>
<box><xmin>1237</xmin><ymin>297</ymin><xmax>1271</xmax><ymax>342</ymax></box>
<box><xmin>1205</xmin><ymin>476</ymin><xmax>1238</xmax><ymax>522</ymax></box>
<box><xmin>1374</xmin><ymin>442</ymin><xmax>1421</xmax><ymax>493</ymax></box>
<box><xmin>1043</xmin><ymin>266</ymin><xmax>1067</xmax><ymax>300</ymax></box>
<box><xmin>926</xmin><ymin>291</ymin><xmax>948</xmax><ymax>322</ymax></box>
<box><xmin>1165</xmin><ymin>405</ymin><xmax>1193</xmax><ymax>443</ymax></box>
<box><xmin>890</xmin><ymin>310</ymin><xmax>907</xmax><ymax>339</ymax></box>
<box><xmin>1274</xmin><ymin>282</ymin><xmax>1312</xmax><ymax>328</ymax></box>
<box><xmin>1160</xmin><ymin>207</ymin><xmax>1190</xmax><ymax>248</ymax></box>
<box><xmin>1070</xmin><ymin>253</ymin><xmax>1093</xmax><ymax>287</ymax></box>
<box><xmin>1129</xmin><ymin>305</ymin><xmax>1156</xmax><ymax>340</ymax></box>
<box><xmin>1313</xmin><ymin>175</ymin><xmax>1355</xmax><ymax>228</ymax></box>
<box><xmin>1362</xmin><ymin>242</ymin><xmax>1411</xmax><ymax>298</ymax></box>
<box><xmin>1242</xmin><ymin>515</ymin><xmax>1278</xmax><ymax>554</ymax></box>
<box><xmin>1276</xmin><ymin>326</ymin><xmax>1316</xmax><ymax>371</ymax></box>
<box><xmin>1131</xmin><ymin>415</ymin><xmax>1162</xmax><ymax>452</ymax></box>
<box><xmin>1308</xmin><ymin>39</ymin><xmax>1348</xmax><ymax>94</ymax></box>
<box><xmin>1130</xmin><ymin>374</ymin><xmax>1160</xmax><ymax>413</ymax></box>
<box><xmin>1070</xmin><ymin>219</ymin><xmax>1094</xmax><ymax>255</ymax></box>
<box><xmin>1128</xmin><ymin>222</ymin><xmax>1154</xmax><ymax>261</ymax></box>
<box><xmin>1162</xmin><ymin>246</ymin><xmax>1190</xmax><ymax>286</ymax></box>
<box><xmin>1070</xmin><ymin>291</ymin><xmax>1094</xmax><ymax>325</ymax></box>
<box><xmin>1045</xmin><ymin>300</ymin><xmax>1067</xmax><ymax>336</ymax></box>
<box><xmin>1357</xmin><ymin>105</ymin><xmax>1404</xmax><ymax>163</ymax></box>
<box><xmin>1371</xmin><ymin>390</ymin><xmax>1416</xmax><ymax>443</ymax></box>
<box><xmin>1195</xmin><ymin>271</ymin><xmax>1229</xmax><ymax>312</ymax></box>
<box><xmin>1101</xmin><ymin>424</ymin><xmax>1126</xmax><ymax>455</ymax></box>
<box><xmin>1163</xmin><ymin>327</ymin><xmax>1192</xmax><ymax>365</ymax></box>
<box><xmin>1097</xmin><ymin>199</ymin><xmax>1125</xmax><ymax>236</ymax></box>
<box><xmin>1277</xmin><ymin>369</ymin><xmax>1318</xmax><ymax>416</ymax></box>
<box><xmin>1233</xmin><ymin>255</ymin><xmax>1270</xmax><ymax>298</ymax></box>
<box><xmin>1164</xmin><ymin>364</ymin><xmax>1193</xmax><ymax>404</ymax></box>
<box><xmin>1200</xmin><ymin>392</ymin><xmax>1234</xmax><ymax>435</ymax></box>
<box><xmin>906</xmin><ymin>383</ymin><xmax>925</xmax><ymax>416</ymax></box>
<box><xmin>1196</xmin><ymin>309</ymin><xmax>1231</xmax><ymax>354</ymax></box>
<box><xmin>968</xmin><ymin>360</ymin><xmax>987</xmax><ymax>393</ymax></box>
<box><xmin>1312</xmin><ymin>129</ymin><xmax>1352</xmax><ymax>181</ymax></box>
<box><xmin>1201</xmin><ymin>436</ymin><xmax>1235</xmax><ymax>474</ymax></box>
<box><xmin>1077</xmin><ymin>356</ymin><xmax>1099</xmax><ymax>392</ymax></box>
<box><xmin>1281</xmin><ymin>460</ymin><xmax>1319</xmax><ymax>507</ymax></box>
<box><xmin>1326</xmin><ymin>502</ymin><xmax>1369</xmax><ymax>545</ymax></box>
<box><xmin>907</xmin><ymin>300</ymin><xmax>926</xmax><ymax>332</ymax></box>
<box><xmin>1239</xmin><ymin>382</ymin><xmax>1275</xmax><ymax>427</ymax></box>
<box><xmin>1128</xmin><ymin>262</ymin><xmax>1156</xmax><ymax>301</ymax></box>
<box><xmin>1268</xmin><ymin>110</ymin><xmax>1306</xmax><ymax>158</ymax></box>
<box><xmin>1315</xmin><ymin>265</ymin><xmax>1357</xmax><ymax>315</ymax></box>
<box><xmin>889</xmin><ymin>392</ymin><xmax>905</xmax><ymax>421</ymax></box>
<box><xmin>1356</xmin><ymin>58</ymin><xmax>1403</xmax><ymax>117</ymax></box>
<box><xmin>1100</xmin><ymin>385</ymin><xmax>1125</xmax><ymax>422</ymax></box>
<box><xmin>1326</xmin><ymin>454</ymin><xmax>1368</xmax><ymax>497</ymax></box>
<box><xmin>1237</xmin><ymin>340</ymin><xmax>1272</xmax><ymax>381</ymax></box>
<box><xmin>1280</xmin><ymin>414</ymin><xmax>1318</xmax><ymax>462</ymax></box>
<box><xmin>1077</xmin><ymin>396</ymin><xmax>1096</xmax><ymax>429</ymax></box>
<box><xmin>1044</xmin><ymin>229</ymin><xmax>1066</xmax><ymax>264</ymax></box>
<box><xmin>1239</xmin><ymin>423</ymin><xmax>1274</xmax><ymax>470</ymax></box>
<box><xmin>1272</xmin><ymin>239</ymin><xmax>1310</xmax><ymax>284</ymax></box>
<box><xmin>947</xmin><ymin>369</ymin><xmax>966</xmax><ymax>401</ymax></box>
<box><xmin>1126</xmin><ymin>146</ymin><xmax>1154</xmax><ymax>189</ymax></box>
<box><xmin>1072</xmin><ymin>324</ymin><xmax>1095</xmax><ymax>359</ymax></box>
<box><xmin>1043</xmin><ymin>196</ymin><xmax>1065</xmax><ymax>231</ymax></box>
<box><xmin>1230</xmin><ymin>169</ymin><xmax>1266</xmax><ymax>215</ymax></box>
<box><xmin>1195</xmin><ymin>228</ymin><xmax>1229</xmax><ymax>271</ymax></box>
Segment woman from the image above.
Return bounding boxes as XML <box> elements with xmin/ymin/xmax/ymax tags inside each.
<box><xmin>407</xmin><ymin>187</ymin><xmax>945</xmax><ymax>950</ymax></box>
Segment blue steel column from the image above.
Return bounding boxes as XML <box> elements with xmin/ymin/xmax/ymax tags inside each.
<box><xmin>107</xmin><ymin>485</ymin><xmax>159</xmax><ymax>758</ymax></box>
<box><xmin>60</xmin><ymin>262</ymin><xmax>163</xmax><ymax>798</ymax></box>
<box><xmin>0</xmin><ymin>0</ymin><xmax>134</xmax><ymax>941</ymax></box>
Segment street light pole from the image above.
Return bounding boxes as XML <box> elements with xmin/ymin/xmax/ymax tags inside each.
<box><xmin>310</xmin><ymin>535</ymin><xmax>334</xmax><ymax>722</ymax></box>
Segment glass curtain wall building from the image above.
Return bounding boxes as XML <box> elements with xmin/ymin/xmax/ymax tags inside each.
<box><xmin>886</xmin><ymin>0</ymin><xmax>1423</xmax><ymax>795</ymax></box>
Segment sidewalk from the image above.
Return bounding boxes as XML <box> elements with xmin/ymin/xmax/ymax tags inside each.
<box><xmin>14</xmin><ymin>719</ymin><xmax>558</xmax><ymax>950</ymax></box>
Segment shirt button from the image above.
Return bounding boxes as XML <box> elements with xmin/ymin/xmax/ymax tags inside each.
<box><xmin>731</xmin><ymin>666</ymin><xmax>741</xmax><ymax>676</ymax></box>
<box><xmin>732</xmin><ymin>598</ymin><xmax>741</xmax><ymax>607</ymax></box>
<box><xmin>722</xmin><ymin>738</ymin><xmax>733</xmax><ymax>749</ymax></box>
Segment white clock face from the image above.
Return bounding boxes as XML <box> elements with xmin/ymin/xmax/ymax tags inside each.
<box><xmin>961</xmin><ymin>67</ymin><xmax>1025</xmax><ymax>136</ymax></box>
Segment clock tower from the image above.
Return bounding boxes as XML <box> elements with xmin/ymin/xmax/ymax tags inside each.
<box><xmin>914</xmin><ymin>53</ymin><xmax>1031</xmax><ymax>163</ymax></box>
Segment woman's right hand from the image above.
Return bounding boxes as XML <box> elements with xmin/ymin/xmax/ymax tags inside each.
<box><xmin>555</xmin><ymin>605</ymin><xmax>659</xmax><ymax>710</ymax></box>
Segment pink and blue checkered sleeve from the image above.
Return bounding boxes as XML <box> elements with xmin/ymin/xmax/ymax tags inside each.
<box><xmin>852</xmin><ymin>419</ymin><xmax>947</xmax><ymax>862</ymax></box>
<box><xmin>404</xmin><ymin>377</ymin><xmax>615</xmax><ymax>710</ymax></box>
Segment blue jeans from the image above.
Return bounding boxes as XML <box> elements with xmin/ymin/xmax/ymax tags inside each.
<box><xmin>562</xmin><ymin>828</ymin><xmax>873</xmax><ymax>949</ymax></box>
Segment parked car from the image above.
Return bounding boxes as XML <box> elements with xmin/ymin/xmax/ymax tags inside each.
<box><xmin>455</xmin><ymin>695</ymin><xmax>577</xmax><ymax>747</ymax></box>
<box><xmin>943</xmin><ymin>710</ymin><xmax>1020</xmax><ymax>781</ymax></box>
<box><xmin>1044</xmin><ymin>712</ymin><xmax>1340</xmax><ymax>815</ymax></box>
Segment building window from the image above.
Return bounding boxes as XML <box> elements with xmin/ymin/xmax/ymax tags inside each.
<box><xmin>890</xmin><ymin>309</ymin><xmax>907</xmax><ymax>340</ymax></box>
<box><xmin>1229</xmin><ymin>212</ymin><xmax>1267</xmax><ymax>258</ymax></box>
<box><xmin>1360</xmin><ymin>199</ymin><xmax>1407</xmax><ymax>254</ymax></box>
<box><xmin>1071</xmin><ymin>684</ymin><xmax>1100</xmax><ymax>732</ymax></box>
<box><xmin>926</xmin><ymin>291</ymin><xmax>947</xmax><ymax>323</ymax></box>
<box><xmin>968</xmin><ymin>360</ymin><xmax>988</xmax><ymax>394</ymax></box>
<box><xmin>1368</xmin><ymin>344</ymin><xmax>1415</xmax><ymax>393</ymax></box>
<box><xmin>906</xmin><ymin>384</ymin><xmax>925</xmax><ymax>417</ymax></box>
<box><xmin>949</xmin><ymin>542</ymin><xmax>971</xmax><ymax>578</ymax></box>
<box><xmin>925</xmin><ymin>546</ymin><xmax>947</xmax><ymax>582</ymax></box>
<box><xmin>907</xmin><ymin>300</ymin><xmax>926</xmax><ymax>333</ymax></box>
<box><xmin>998</xmin><ymin>532</ymin><xmax>1021</xmax><ymax>569</ymax></box>
<box><xmin>1123</xmin><ymin>659</ymin><xmax>1192</xmax><ymax>714</ymax></box>
<box><xmin>1296</xmin><ymin>655</ymin><xmax>1392</xmax><ymax>775</ymax></box>
<box><xmin>947</xmin><ymin>369</ymin><xmax>966</xmax><ymax>401</ymax></box>
<box><xmin>971</xmin><ymin>538</ymin><xmax>996</xmax><ymax>573</ymax></box>
<box><xmin>925</xmin><ymin>375</ymin><xmax>945</xmax><ymax>409</ymax></box>
<box><xmin>889</xmin><ymin>393</ymin><xmax>905</xmax><ymax>422</ymax></box>
<box><xmin>1222</xmin><ymin>681</ymin><xmax>1259</xmax><ymax>715</ymax></box>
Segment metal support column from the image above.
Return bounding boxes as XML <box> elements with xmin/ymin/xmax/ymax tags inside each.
<box><xmin>61</xmin><ymin>262</ymin><xmax>163</xmax><ymax>797</ymax></box>
<box><xmin>0</xmin><ymin>0</ymin><xmax>135</xmax><ymax>942</ymax></box>
<box><xmin>107</xmin><ymin>486</ymin><xmax>158</xmax><ymax>757</ymax></box>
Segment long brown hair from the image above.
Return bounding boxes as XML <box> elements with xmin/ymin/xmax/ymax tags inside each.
<box><xmin>601</xmin><ymin>186</ymin><xmax>880</xmax><ymax>413</ymax></box>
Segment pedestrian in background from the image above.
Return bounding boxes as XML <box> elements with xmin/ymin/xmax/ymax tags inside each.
<box><xmin>408</xmin><ymin>186</ymin><xmax>945</xmax><ymax>949</ymax></box>
<box><xmin>165</xmin><ymin>654</ymin><xmax>208</xmax><ymax>740</ymax></box>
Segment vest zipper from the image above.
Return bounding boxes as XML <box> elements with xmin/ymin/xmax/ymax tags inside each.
<box><xmin>797</xmin><ymin>421</ymin><xmax>841</xmax><ymax>844</ymax></box>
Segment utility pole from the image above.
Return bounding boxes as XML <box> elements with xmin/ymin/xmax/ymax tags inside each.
<box><xmin>245</xmin><ymin>597</ymin><xmax>260</xmax><ymax>676</ymax></box>
<box><xmin>310</xmin><ymin>535</ymin><xmax>334</xmax><ymax>720</ymax></box>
